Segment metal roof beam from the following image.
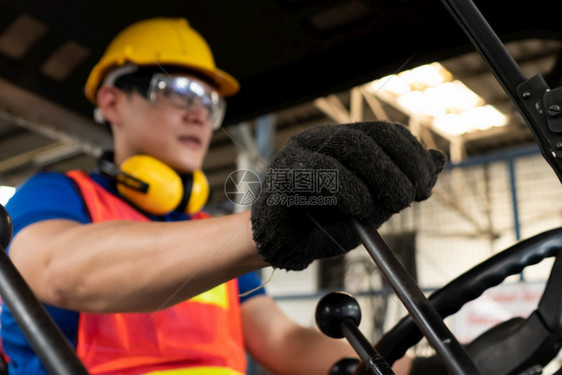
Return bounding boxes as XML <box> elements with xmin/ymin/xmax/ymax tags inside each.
<box><xmin>0</xmin><ymin>77</ymin><xmax>112</xmax><ymax>157</ymax></box>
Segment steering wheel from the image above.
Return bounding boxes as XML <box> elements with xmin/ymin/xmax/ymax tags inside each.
<box><xmin>368</xmin><ymin>226</ymin><xmax>562</xmax><ymax>375</ymax></box>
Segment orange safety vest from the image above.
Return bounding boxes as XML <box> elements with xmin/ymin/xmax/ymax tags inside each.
<box><xmin>67</xmin><ymin>171</ymin><xmax>246</xmax><ymax>375</ymax></box>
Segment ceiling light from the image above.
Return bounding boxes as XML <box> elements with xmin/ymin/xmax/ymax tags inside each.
<box><xmin>423</xmin><ymin>81</ymin><xmax>483</xmax><ymax>113</ymax></box>
<box><xmin>366</xmin><ymin>62</ymin><xmax>507</xmax><ymax>136</ymax></box>
<box><xmin>0</xmin><ymin>186</ymin><xmax>15</xmax><ymax>205</ymax></box>
<box><xmin>398</xmin><ymin>62</ymin><xmax>452</xmax><ymax>90</ymax></box>
<box><xmin>0</xmin><ymin>14</ymin><xmax>48</xmax><ymax>60</ymax></box>
<box><xmin>368</xmin><ymin>74</ymin><xmax>410</xmax><ymax>96</ymax></box>
<box><xmin>397</xmin><ymin>90</ymin><xmax>446</xmax><ymax>117</ymax></box>
<box><xmin>433</xmin><ymin>105</ymin><xmax>508</xmax><ymax>135</ymax></box>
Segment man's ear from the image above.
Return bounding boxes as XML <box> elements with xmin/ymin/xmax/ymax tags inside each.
<box><xmin>96</xmin><ymin>86</ymin><xmax>121</xmax><ymax>124</ymax></box>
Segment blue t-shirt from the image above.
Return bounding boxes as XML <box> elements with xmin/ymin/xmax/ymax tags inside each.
<box><xmin>1</xmin><ymin>171</ymin><xmax>265</xmax><ymax>375</ymax></box>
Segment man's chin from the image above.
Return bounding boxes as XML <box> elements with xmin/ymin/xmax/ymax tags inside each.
<box><xmin>167</xmin><ymin>153</ymin><xmax>204</xmax><ymax>174</ymax></box>
<box><xmin>172</xmin><ymin>161</ymin><xmax>202</xmax><ymax>175</ymax></box>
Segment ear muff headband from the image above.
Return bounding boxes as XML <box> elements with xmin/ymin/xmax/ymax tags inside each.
<box><xmin>99</xmin><ymin>154</ymin><xmax>209</xmax><ymax>215</ymax></box>
<box><xmin>98</xmin><ymin>155</ymin><xmax>150</xmax><ymax>193</ymax></box>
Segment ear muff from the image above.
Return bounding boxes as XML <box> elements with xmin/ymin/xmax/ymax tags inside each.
<box><xmin>99</xmin><ymin>154</ymin><xmax>209</xmax><ymax>215</ymax></box>
<box><xmin>184</xmin><ymin>170</ymin><xmax>209</xmax><ymax>214</ymax></box>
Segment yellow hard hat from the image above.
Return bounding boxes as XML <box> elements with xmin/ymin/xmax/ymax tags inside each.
<box><xmin>84</xmin><ymin>17</ymin><xmax>239</xmax><ymax>104</ymax></box>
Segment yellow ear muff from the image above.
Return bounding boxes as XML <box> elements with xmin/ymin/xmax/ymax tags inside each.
<box><xmin>185</xmin><ymin>169</ymin><xmax>209</xmax><ymax>215</ymax></box>
<box><xmin>118</xmin><ymin>155</ymin><xmax>183</xmax><ymax>215</ymax></box>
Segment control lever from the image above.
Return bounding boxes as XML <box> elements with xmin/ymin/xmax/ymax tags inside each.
<box><xmin>0</xmin><ymin>204</ymin><xmax>89</xmax><ymax>374</ymax></box>
<box><xmin>316</xmin><ymin>291</ymin><xmax>394</xmax><ymax>375</ymax></box>
<box><xmin>351</xmin><ymin>218</ymin><xmax>479</xmax><ymax>375</ymax></box>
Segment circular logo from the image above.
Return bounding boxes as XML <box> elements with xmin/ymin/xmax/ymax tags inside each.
<box><xmin>224</xmin><ymin>169</ymin><xmax>262</xmax><ymax>206</ymax></box>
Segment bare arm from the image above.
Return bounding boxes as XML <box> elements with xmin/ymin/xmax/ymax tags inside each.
<box><xmin>9</xmin><ymin>210</ymin><xmax>266</xmax><ymax>313</ymax></box>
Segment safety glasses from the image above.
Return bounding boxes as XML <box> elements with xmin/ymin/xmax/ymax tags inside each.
<box><xmin>146</xmin><ymin>73</ymin><xmax>226</xmax><ymax>130</ymax></box>
<box><xmin>106</xmin><ymin>66</ymin><xmax>227</xmax><ymax>130</ymax></box>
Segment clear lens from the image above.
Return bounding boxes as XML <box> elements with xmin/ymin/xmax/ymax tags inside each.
<box><xmin>148</xmin><ymin>73</ymin><xmax>226</xmax><ymax>130</ymax></box>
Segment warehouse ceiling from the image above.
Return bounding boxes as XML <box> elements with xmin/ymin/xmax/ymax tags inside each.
<box><xmin>0</xmin><ymin>0</ymin><xmax>562</xmax><ymax>208</ymax></box>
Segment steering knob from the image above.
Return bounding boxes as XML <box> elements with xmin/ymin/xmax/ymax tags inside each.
<box><xmin>329</xmin><ymin>358</ymin><xmax>360</xmax><ymax>375</ymax></box>
<box><xmin>315</xmin><ymin>291</ymin><xmax>362</xmax><ymax>338</ymax></box>
<box><xmin>0</xmin><ymin>204</ymin><xmax>12</xmax><ymax>250</ymax></box>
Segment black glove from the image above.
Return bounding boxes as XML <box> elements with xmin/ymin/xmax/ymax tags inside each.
<box><xmin>251</xmin><ymin>121</ymin><xmax>446</xmax><ymax>271</ymax></box>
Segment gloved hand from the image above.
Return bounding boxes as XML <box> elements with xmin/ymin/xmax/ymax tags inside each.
<box><xmin>251</xmin><ymin>121</ymin><xmax>446</xmax><ymax>271</ymax></box>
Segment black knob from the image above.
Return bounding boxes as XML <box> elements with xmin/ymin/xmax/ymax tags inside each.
<box><xmin>330</xmin><ymin>358</ymin><xmax>360</xmax><ymax>375</ymax></box>
<box><xmin>316</xmin><ymin>291</ymin><xmax>361</xmax><ymax>338</ymax></box>
<box><xmin>0</xmin><ymin>204</ymin><xmax>12</xmax><ymax>250</ymax></box>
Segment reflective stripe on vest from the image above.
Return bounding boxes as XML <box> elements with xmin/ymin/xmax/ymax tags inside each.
<box><xmin>67</xmin><ymin>171</ymin><xmax>246</xmax><ymax>375</ymax></box>
<box><xmin>145</xmin><ymin>367</ymin><xmax>242</xmax><ymax>375</ymax></box>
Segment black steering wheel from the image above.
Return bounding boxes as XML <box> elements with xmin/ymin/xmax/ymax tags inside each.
<box><xmin>369</xmin><ymin>227</ymin><xmax>562</xmax><ymax>375</ymax></box>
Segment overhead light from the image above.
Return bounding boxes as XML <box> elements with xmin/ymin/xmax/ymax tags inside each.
<box><xmin>0</xmin><ymin>186</ymin><xmax>15</xmax><ymax>205</ymax></box>
<box><xmin>397</xmin><ymin>90</ymin><xmax>447</xmax><ymax>117</ymax></box>
<box><xmin>366</xmin><ymin>62</ymin><xmax>507</xmax><ymax>136</ymax></box>
<box><xmin>0</xmin><ymin>14</ymin><xmax>48</xmax><ymax>60</ymax></box>
<box><xmin>398</xmin><ymin>62</ymin><xmax>452</xmax><ymax>90</ymax></box>
<box><xmin>368</xmin><ymin>74</ymin><xmax>410</xmax><ymax>96</ymax></box>
<box><xmin>41</xmin><ymin>41</ymin><xmax>91</xmax><ymax>81</ymax></box>
<box><xmin>424</xmin><ymin>81</ymin><xmax>483</xmax><ymax>113</ymax></box>
<box><xmin>433</xmin><ymin>105</ymin><xmax>508</xmax><ymax>135</ymax></box>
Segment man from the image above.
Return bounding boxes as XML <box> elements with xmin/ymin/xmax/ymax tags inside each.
<box><xmin>0</xmin><ymin>17</ymin><xmax>443</xmax><ymax>374</ymax></box>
